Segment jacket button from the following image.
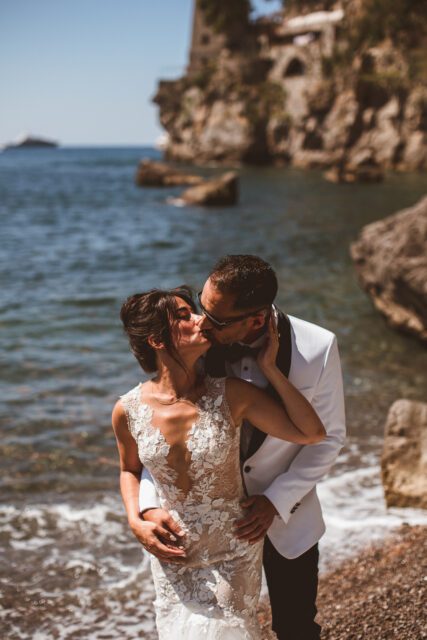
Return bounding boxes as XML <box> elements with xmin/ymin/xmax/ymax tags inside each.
<box><xmin>290</xmin><ymin>502</ymin><xmax>301</xmax><ymax>514</ymax></box>
<box><xmin>244</xmin><ymin>465</ymin><xmax>251</xmax><ymax>473</ymax></box>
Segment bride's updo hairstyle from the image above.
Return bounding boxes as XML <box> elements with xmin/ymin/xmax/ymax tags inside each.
<box><xmin>120</xmin><ymin>286</ymin><xmax>196</xmax><ymax>373</ymax></box>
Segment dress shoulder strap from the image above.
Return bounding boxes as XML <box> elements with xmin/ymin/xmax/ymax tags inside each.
<box><xmin>204</xmin><ymin>376</ymin><xmax>237</xmax><ymax>429</ymax></box>
<box><xmin>204</xmin><ymin>375</ymin><xmax>226</xmax><ymax>401</ymax></box>
<box><xmin>119</xmin><ymin>384</ymin><xmax>143</xmax><ymax>440</ymax></box>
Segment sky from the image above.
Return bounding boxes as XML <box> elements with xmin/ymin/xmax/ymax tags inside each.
<box><xmin>0</xmin><ymin>0</ymin><xmax>282</xmax><ymax>146</ymax></box>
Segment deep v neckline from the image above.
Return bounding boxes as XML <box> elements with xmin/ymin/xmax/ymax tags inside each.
<box><xmin>136</xmin><ymin>376</ymin><xmax>213</xmax><ymax>496</ymax></box>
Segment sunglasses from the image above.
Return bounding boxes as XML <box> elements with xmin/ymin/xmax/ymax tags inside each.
<box><xmin>197</xmin><ymin>291</ymin><xmax>267</xmax><ymax>330</ymax></box>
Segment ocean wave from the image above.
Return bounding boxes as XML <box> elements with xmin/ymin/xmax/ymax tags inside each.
<box><xmin>0</xmin><ymin>496</ymin><xmax>156</xmax><ymax>638</ymax></box>
<box><xmin>1</xmin><ymin>465</ymin><xmax>427</xmax><ymax>637</ymax></box>
<box><xmin>318</xmin><ymin>465</ymin><xmax>427</xmax><ymax>570</ymax></box>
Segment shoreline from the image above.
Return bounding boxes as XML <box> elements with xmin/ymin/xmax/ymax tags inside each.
<box><xmin>258</xmin><ymin>524</ymin><xmax>426</xmax><ymax>639</ymax></box>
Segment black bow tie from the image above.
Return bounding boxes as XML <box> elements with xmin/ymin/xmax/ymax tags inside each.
<box><xmin>224</xmin><ymin>343</ymin><xmax>262</xmax><ymax>363</ymax></box>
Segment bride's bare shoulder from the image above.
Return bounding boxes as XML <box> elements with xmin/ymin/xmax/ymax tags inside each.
<box><xmin>225</xmin><ymin>377</ymin><xmax>252</xmax><ymax>392</ymax></box>
<box><xmin>111</xmin><ymin>399</ymin><xmax>128</xmax><ymax>433</ymax></box>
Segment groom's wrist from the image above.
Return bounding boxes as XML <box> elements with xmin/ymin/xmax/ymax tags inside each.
<box><xmin>140</xmin><ymin>507</ymin><xmax>160</xmax><ymax>520</ymax></box>
<box><xmin>259</xmin><ymin>362</ymin><xmax>280</xmax><ymax>380</ymax></box>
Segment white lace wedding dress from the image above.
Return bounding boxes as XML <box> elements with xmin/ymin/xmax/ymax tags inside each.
<box><xmin>121</xmin><ymin>376</ymin><xmax>275</xmax><ymax>639</ymax></box>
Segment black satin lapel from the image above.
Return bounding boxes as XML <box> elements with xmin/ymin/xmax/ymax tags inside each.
<box><xmin>246</xmin><ymin>425</ymin><xmax>268</xmax><ymax>459</ymax></box>
<box><xmin>246</xmin><ymin>311</ymin><xmax>292</xmax><ymax>459</ymax></box>
<box><xmin>276</xmin><ymin>311</ymin><xmax>292</xmax><ymax>378</ymax></box>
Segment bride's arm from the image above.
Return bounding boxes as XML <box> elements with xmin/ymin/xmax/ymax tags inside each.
<box><xmin>227</xmin><ymin>377</ymin><xmax>325</xmax><ymax>444</ymax></box>
<box><xmin>226</xmin><ymin>319</ymin><xmax>326</xmax><ymax>444</ymax></box>
<box><xmin>112</xmin><ymin>401</ymin><xmax>186</xmax><ymax>560</ymax></box>
<box><xmin>112</xmin><ymin>401</ymin><xmax>143</xmax><ymax>524</ymax></box>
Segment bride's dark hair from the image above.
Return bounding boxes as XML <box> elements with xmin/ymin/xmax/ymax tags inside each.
<box><xmin>120</xmin><ymin>286</ymin><xmax>196</xmax><ymax>373</ymax></box>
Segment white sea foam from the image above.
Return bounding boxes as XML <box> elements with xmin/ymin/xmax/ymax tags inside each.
<box><xmin>318</xmin><ymin>464</ymin><xmax>427</xmax><ymax>570</ymax></box>
<box><xmin>167</xmin><ymin>196</ymin><xmax>186</xmax><ymax>207</ymax></box>
<box><xmin>2</xmin><ymin>465</ymin><xmax>426</xmax><ymax>637</ymax></box>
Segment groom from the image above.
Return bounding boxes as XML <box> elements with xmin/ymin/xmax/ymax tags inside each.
<box><xmin>136</xmin><ymin>255</ymin><xmax>346</xmax><ymax>640</ymax></box>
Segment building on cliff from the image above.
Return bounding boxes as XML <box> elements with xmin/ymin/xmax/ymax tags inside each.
<box><xmin>187</xmin><ymin>2</ymin><xmax>225</xmax><ymax>75</ymax></box>
<box><xmin>188</xmin><ymin>2</ymin><xmax>344</xmax><ymax>79</ymax></box>
<box><xmin>258</xmin><ymin>8</ymin><xmax>344</xmax><ymax>62</ymax></box>
<box><xmin>257</xmin><ymin>8</ymin><xmax>344</xmax><ymax>132</ymax></box>
<box><xmin>154</xmin><ymin>2</ymin><xmax>427</xmax><ymax>172</ymax></box>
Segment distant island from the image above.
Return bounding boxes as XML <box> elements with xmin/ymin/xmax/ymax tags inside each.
<box><xmin>2</xmin><ymin>133</ymin><xmax>59</xmax><ymax>151</ymax></box>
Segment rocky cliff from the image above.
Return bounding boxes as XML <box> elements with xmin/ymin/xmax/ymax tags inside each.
<box><xmin>154</xmin><ymin>1</ymin><xmax>427</xmax><ymax>172</ymax></box>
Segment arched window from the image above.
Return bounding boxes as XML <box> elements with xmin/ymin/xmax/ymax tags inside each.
<box><xmin>284</xmin><ymin>58</ymin><xmax>305</xmax><ymax>77</ymax></box>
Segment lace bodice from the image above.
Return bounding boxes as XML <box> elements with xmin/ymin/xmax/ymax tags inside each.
<box><xmin>121</xmin><ymin>376</ymin><xmax>244</xmax><ymax>523</ymax></box>
<box><xmin>121</xmin><ymin>376</ymin><xmax>275</xmax><ymax>639</ymax></box>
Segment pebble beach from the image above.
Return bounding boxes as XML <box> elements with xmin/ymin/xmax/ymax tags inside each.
<box><xmin>318</xmin><ymin>525</ymin><xmax>427</xmax><ymax>640</ymax></box>
<box><xmin>258</xmin><ymin>525</ymin><xmax>427</xmax><ymax>640</ymax></box>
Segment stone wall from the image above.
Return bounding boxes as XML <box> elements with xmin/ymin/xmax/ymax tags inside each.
<box><xmin>187</xmin><ymin>1</ymin><xmax>225</xmax><ymax>75</ymax></box>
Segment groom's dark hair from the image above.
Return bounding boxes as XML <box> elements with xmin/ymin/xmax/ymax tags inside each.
<box><xmin>208</xmin><ymin>255</ymin><xmax>278</xmax><ymax>310</ymax></box>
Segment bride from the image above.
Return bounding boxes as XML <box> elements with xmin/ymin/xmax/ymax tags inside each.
<box><xmin>112</xmin><ymin>286</ymin><xmax>325</xmax><ymax>639</ymax></box>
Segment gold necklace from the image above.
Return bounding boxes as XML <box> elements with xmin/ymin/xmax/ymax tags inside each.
<box><xmin>148</xmin><ymin>377</ymin><xmax>205</xmax><ymax>406</ymax></box>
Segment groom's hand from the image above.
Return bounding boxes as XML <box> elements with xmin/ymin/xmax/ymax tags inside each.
<box><xmin>234</xmin><ymin>495</ymin><xmax>278</xmax><ymax>544</ymax></box>
<box><xmin>131</xmin><ymin>508</ymin><xmax>186</xmax><ymax>562</ymax></box>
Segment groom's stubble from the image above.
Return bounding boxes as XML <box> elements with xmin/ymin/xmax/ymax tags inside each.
<box><xmin>198</xmin><ymin>279</ymin><xmax>268</xmax><ymax>346</ymax></box>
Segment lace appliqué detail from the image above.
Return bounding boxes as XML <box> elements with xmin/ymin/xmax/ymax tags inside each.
<box><xmin>121</xmin><ymin>377</ymin><xmax>276</xmax><ymax>640</ymax></box>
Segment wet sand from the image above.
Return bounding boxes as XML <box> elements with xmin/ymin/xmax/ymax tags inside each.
<box><xmin>259</xmin><ymin>525</ymin><xmax>427</xmax><ymax>640</ymax></box>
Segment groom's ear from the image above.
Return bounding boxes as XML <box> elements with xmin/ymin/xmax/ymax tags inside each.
<box><xmin>251</xmin><ymin>310</ymin><xmax>269</xmax><ymax>331</ymax></box>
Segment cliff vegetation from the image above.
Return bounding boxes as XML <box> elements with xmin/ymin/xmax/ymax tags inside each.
<box><xmin>154</xmin><ymin>1</ymin><xmax>427</xmax><ymax>171</ymax></box>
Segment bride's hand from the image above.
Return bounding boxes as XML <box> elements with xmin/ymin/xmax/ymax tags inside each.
<box><xmin>257</xmin><ymin>315</ymin><xmax>279</xmax><ymax>374</ymax></box>
<box><xmin>130</xmin><ymin>509</ymin><xmax>187</xmax><ymax>563</ymax></box>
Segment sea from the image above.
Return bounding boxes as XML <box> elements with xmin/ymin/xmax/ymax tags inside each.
<box><xmin>1</xmin><ymin>146</ymin><xmax>427</xmax><ymax>639</ymax></box>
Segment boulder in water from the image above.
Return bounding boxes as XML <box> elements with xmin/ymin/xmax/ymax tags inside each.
<box><xmin>180</xmin><ymin>171</ymin><xmax>239</xmax><ymax>206</ymax></box>
<box><xmin>135</xmin><ymin>160</ymin><xmax>203</xmax><ymax>187</ymax></box>
<box><xmin>324</xmin><ymin>151</ymin><xmax>384</xmax><ymax>183</ymax></box>
<box><xmin>324</xmin><ymin>163</ymin><xmax>384</xmax><ymax>183</ymax></box>
<box><xmin>350</xmin><ymin>194</ymin><xmax>427</xmax><ymax>343</ymax></box>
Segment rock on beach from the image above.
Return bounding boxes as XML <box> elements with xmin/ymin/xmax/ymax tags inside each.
<box><xmin>381</xmin><ymin>399</ymin><xmax>427</xmax><ymax>509</ymax></box>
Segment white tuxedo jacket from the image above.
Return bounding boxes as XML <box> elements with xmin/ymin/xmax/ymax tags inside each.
<box><xmin>139</xmin><ymin>314</ymin><xmax>346</xmax><ymax>559</ymax></box>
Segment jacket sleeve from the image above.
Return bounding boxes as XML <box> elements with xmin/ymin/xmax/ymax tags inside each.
<box><xmin>263</xmin><ymin>335</ymin><xmax>346</xmax><ymax>524</ymax></box>
<box><xmin>139</xmin><ymin>466</ymin><xmax>161</xmax><ymax>513</ymax></box>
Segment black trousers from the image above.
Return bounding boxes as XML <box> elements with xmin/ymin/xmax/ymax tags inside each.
<box><xmin>263</xmin><ymin>536</ymin><xmax>321</xmax><ymax>640</ymax></box>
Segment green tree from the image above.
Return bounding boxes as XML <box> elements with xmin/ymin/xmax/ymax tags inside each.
<box><xmin>351</xmin><ymin>0</ymin><xmax>427</xmax><ymax>49</ymax></box>
<box><xmin>197</xmin><ymin>0</ymin><xmax>253</xmax><ymax>49</ymax></box>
